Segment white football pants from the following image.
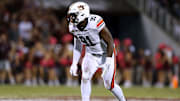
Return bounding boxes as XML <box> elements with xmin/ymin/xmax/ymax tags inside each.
<box><xmin>81</xmin><ymin>49</ymin><xmax>126</xmax><ymax>101</ymax></box>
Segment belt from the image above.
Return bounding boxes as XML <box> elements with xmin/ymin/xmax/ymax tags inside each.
<box><xmin>91</xmin><ymin>53</ymin><xmax>102</xmax><ymax>57</ymax></box>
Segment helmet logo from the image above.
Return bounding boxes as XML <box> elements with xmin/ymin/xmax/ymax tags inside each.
<box><xmin>78</xmin><ymin>5</ymin><xmax>84</xmax><ymax>10</ymax></box>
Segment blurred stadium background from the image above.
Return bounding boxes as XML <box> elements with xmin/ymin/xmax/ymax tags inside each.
<box><xmin>0</xmin><ymin>0</ymin><xmax>180</xmax><ymax>101</ymax></box>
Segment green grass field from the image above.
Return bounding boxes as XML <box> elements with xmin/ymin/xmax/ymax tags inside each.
<box><xmin>0</xmin><ymin>85</ymin><xmax>179</xmax><ymax>99</ymax></box>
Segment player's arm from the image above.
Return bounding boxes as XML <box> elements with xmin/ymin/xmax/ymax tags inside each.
<box><xmin>94</xmin><ymin>15</ymin><xmax>114</xmax><ymax>57</ymax></box>
<box><xmin>72</xmin><ymin>36</ymin><xmax>82</xmax><ymax>65</ymax></box>
<box><xmin>69</xmin><ymin>36</ymin><xmax>82</xmax><ymax>76</ymax></box>
<box><xmin>64</xmin><ymin>16</ymin><xmax>82</xmax><ymax>64</ymax></box>
<box><xmin>64</xmin><ymin>16</ymin><xmax>82</xmax><ymax>76</ymax></box>
<box><xmin>100</xmin><ymin>26</ymin><xmax>114</xmax><ymax>57</ymax></box>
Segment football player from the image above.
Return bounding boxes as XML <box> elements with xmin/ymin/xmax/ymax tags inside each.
<box><xmin>67</xmin><ymin>1</ymin><xmax>126</xmax><ymax>101</ymax></box>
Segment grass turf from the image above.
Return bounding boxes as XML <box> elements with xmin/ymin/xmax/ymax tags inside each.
<box><xmin>0</xmin><ymin>85</ymin><xmax>179</xmax><ymax>99</ymax></box>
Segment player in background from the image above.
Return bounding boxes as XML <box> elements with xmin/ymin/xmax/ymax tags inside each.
<box><xmin>67</xmin><ymin>2</ymin><xmax>126</xmax><ymax>101</ymax></box>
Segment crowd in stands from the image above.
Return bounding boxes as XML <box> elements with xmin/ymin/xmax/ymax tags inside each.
<box><xmin>0</xmin><ymin>0</ymin><xmax>179</xmax><ymax>88</ymax></box>
<box><xmin>114</xmin><ymin>38</ymin><xmax>179</xmax><ymax>88</ymax></box>
<box><xmin>0</xmin><ymin>0</ymin><xmax>75</xmax><ymax>86</ymax></box>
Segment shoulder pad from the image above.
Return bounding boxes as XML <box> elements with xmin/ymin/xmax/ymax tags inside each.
<box><xmin>89</xmin><ymin>14</ymin><xmax>105</xmax><ymax>32</ymax></box>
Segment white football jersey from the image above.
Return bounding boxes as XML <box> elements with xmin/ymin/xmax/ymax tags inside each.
<box><xmin>69</xmin><ymin>14</ymin><xmax>107</xmax><ymax>54</ymax></box>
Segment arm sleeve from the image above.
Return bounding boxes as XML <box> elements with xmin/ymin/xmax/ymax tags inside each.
<box><xmin>72</xmin><ymin>37</ymin><xmax>82</xmax><ymax>65</ymax></box>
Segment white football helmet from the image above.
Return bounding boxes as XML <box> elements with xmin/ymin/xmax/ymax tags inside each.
<box><xmin>67</xmin><ymin>1</ymin><xmax>90</xmax><ymax>25</ymax></box>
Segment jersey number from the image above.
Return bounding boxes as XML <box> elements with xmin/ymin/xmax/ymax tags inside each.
<box><xmin>79</xmin><ymin>36</ymin><xmax>95</xmax><ymax>46</ymax></box>
<box><xmin>90</xmin><ymin>16</ymin><xmax>96</xmax><ymax>21</ymax></box>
